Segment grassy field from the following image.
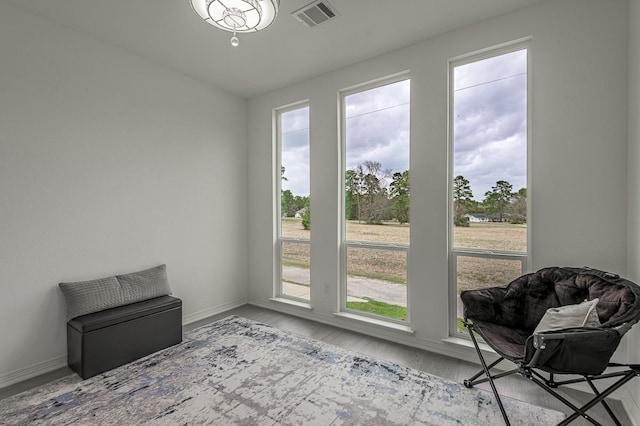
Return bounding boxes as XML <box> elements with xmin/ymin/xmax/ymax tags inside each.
<box><xmin>282</xmin><ymin>219</ymin><xmax>409</xmax><ymax>283</ymax></box>
<box><xmin>455</xmin><ymin>256</ymin><xmax>523</xmax><ymax>292</ymax></box>
<box><xmin>281</xmin><ymin>218</ymin><xmax>526</xmax><ymax>291</ymax></box>
<box><xmin>454</xmin><ymin>222</ymin><xmax>526</xmax><ymax>252</ymax></box>
<box><xmin>282</xmin><ymin>218</ymin><xmax>525</xmax><ymax>321</ymax></box>
<box><xmin>282</xmin><ymin>218</ymin><xmax>410</xmax><ymax>243</ymax></box>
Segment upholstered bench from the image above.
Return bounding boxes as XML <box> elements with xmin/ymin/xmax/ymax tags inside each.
<box><xmin>59</xmin><ymin>264</ymin><xmax>182</xmax><ymax>379</ymax></box>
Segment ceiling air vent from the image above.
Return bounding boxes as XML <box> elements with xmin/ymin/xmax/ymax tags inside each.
<box><xmin>292</xmin><ymin>1</ymin><xmax>338</xmax><ymax>28</ymax></box>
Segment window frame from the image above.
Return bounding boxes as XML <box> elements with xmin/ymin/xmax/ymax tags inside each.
<box><xmin>338</xmin><ymin>72</ymin><xmax>411</xmax><ymax>325</ymax></box>
<box><xmin>447</xmin><ymin>40</ymin><xmax>532</xmax><ymax>337</ymax></box>
<box><xmin>274</xmin><ymin>100</ymin><xmax>311</xmax><ymax>302</ymax></box>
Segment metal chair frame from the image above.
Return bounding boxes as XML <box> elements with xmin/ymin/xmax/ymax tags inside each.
<box><xmin>463</xmin><ymin>318</ymin><xmax>640</xmax><ymax>426</ymax></box>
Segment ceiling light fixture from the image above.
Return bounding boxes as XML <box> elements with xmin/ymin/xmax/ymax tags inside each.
<box><xmin>190</xmin><ymin>0</ymin><xmax>279</xmax><ymax>47</ymax></box>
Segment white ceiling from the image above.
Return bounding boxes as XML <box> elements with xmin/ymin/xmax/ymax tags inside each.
<box><xmin>8</xmin><ymin>0</ymin><xmax>546</xmax><ymax>98</ymax></box>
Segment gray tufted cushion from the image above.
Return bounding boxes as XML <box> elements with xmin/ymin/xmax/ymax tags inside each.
<box><xmin>59</xmin><ymin>276</ymin><xmax>124</xmax><ymax>320</ymax></box>
<box><xmin>59</xmin><ymin>264</ymin><xmax>171</xmax><ymax>320</ymax></box>
<box><xmin>116</xmin><ymin>264</ymin><xmax>172</xmax><ymax>305</ymax></box>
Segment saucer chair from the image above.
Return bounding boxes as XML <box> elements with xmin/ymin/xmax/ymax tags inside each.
<box><xmin>460</xmin><ymin>266</ymin><xmax>640</xmax><ymax>426</ymax></box>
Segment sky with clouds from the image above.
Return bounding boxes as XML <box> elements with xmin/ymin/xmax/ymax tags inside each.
<box><xmin>281</xmin><ymin>48</ymin><xmax>527</xmax><ymax>200</ymax></box>
<box><xmin>454</xmin><ymin>49</ymin><xmax>527</xmax><ymax>200</ymax></box>
<box><xmin>280</xmin><ymin>106</ymin><xmax>310</xmax><ymax>196</ymax></box>
<box><xmin>344</xmin><ymin>80</ymin><xmax>410</xmax><ymax>175</ymax></box>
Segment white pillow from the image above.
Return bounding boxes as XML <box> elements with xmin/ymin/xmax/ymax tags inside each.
<box><xmin>533</xmin><ymin>298</ymin><xmax>601</xmax><ymax>334</ymax></box>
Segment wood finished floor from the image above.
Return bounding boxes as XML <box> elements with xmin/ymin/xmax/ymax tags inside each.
<box><xmin>0</xmin><ymin>304</ymin><xmax>631</xmax><ymax>425</ymax></box>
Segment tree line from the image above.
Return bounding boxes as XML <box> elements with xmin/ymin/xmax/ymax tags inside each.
<box><xmin>281</xmin><ymin>166</ymin><xmax>311</xmax><ymax>229</ymax></box>
<box><xmin>281</xmin><ymin>161</ymin><xmax>410</xmax><ymax>229</ymax></box>
<box><xmin>345</xmin><ymin>161</ymin><xmax>409</xmax><ymax>225</ymax></box>
<box><xmin>282</xmin><ymin>167</ymin><xmax>525</xmax><ymax>229</ymax></box>
<box><xmin>453</xmin><ymin>175</ymin><xmax>526</xmax><ymax>227</ymax></box>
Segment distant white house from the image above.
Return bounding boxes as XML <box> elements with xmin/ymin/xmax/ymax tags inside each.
<box><xmin>467</xmin><ymin>214</ymin><xmax>489</xmax><ymax>223</ymax></box>
<box><xmin>295</xmin><ymin>208</ymin><xmax>307</xmax><ymax>218</ymax></box>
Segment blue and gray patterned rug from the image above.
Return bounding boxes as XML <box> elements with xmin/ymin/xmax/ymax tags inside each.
<box><xmin>0</xmin><ymin>316</ymin><xmax>564</xmax><ymax>425</ymax></box>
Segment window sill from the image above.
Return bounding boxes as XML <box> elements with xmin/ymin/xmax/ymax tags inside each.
<box><xmin>333</xmin><ymin>312</ymin><xmax>414</xmax><ymax>334</ymax></box>
<box><xmin>441</xmin><ymin>336</ymin><xmax>495</xmax><ymax>353</ymax></box>
<box><xmin>269</xmin><ymin>297</ymin><xmax>312</xmax><ymax>310</ymax></box>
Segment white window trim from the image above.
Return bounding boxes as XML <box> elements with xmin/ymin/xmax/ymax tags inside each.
<box><xmin>338</xmin><ymin>72</ymin><xmax>411</xmax><ymax>326</ymax></box>
<box><xmin>274</xmin><ymin>100</ymin><xmax>310</xmax><ymax>302</ymax></box>
<box><xmin>447</xmin><ymin>39</ymin><xmax>532</xmax><ymax>338</ymax></box>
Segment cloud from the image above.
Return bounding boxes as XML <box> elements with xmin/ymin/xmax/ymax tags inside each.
<box><xmin>455</xmin><ymin>49</ymin><xmax>526</xmax><ymax>91</ymax></box>
<box><xmin>281</xmin><ymin>107</ymin><xmax>309</xmax><ymax>133</ymax></box>
<box><xmin>345</xmin><ymin>80</ymin><xmax>410</xmax><ymax>173</ymax></box>
<box><xmin>345</xmin><ymin>80</ymin><xmax>410</xmax><ymax>119</ymax></box>
<box><xmin>280</xmin><ymin>80</ymin><xmax>411</xmax><ymax>197</ymax></box>
<box><xmin>281</xmin><ymin>107</ymin><xmax>310</xmax><ymax>196</ymax></box>
<box><xmin>453</xmin><ymin>49</ymin><xmax>527</xmax><ymax>199</ymax></box>
<box><xmin>280</xmin><ymin>48</ymin><xmax>527</xmax><ymax>202</ymax></box>
<box><xmin>345</xmin><ymin>104</ymin><xmax>409</xmax><ymax>172</ymax></box>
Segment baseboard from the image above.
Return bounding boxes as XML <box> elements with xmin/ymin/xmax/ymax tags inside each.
<box><xmin>248</xmin><ymin>298</ymin><xmax>634</xmax><ymax>402</ymax></box>
<box><xmin>251</xmin><ymin>296</ymin><xmax>640</xmax><ymax>426</ymax></box>
<box><xmin>0</xmin><ymin>299</ymin><xmax>248</xmax><ymax>391</ymax></box>
<box><xmin>182</xmin><ymin>298</ymin><xmax>248</xmax><ymax>326</ymax></box>
<box><xmin>0</xmin><ymin>355</ymin><xmax>67</xmax><ymax>390</ymax></box>
<box><xmin>248</xmin><ymin>297</ymin><xmax>488</xmax><ymax>365</ymax></box>
<box><xmin>622</xmin><ymin>387</ymin><xmax>640</xmax><ymax>426</ymax></box>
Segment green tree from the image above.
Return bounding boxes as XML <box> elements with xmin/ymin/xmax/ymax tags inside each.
<box><xmin>511</xmin><ymin>187</ymin><xmax>527</xmax><ymax>224</ymax></box>
<box><xmin>301</xmin><ymin>198</ymin><xmax>311</xmax><ymax>230</ymax></box>
<box><xmin>390</xmin><ymin>170</ymin><xmax>410</xmax><ymax>224</ymax></box>
<box><xmin>453</xmin><ymin>175</ymin><xmax>473</xmax><ymax>227</ymax></box>
<box><xmin>483</xmin><ymin>180</ymin><xmax>513</xmax><ymax>222</ymax></box>
<box><xmin>293</xmin><ymin>195</ymin><xmax>308</xmax><ymax>216</ymax></box>
<box><xmin>359</xmin><ymin>161</ymin><xmax>392</xmax><ymax>224</ymax></box>
<box><xmin>345</xmin><ymin>169</ymin><xmax>359</xmax><ymax>220</ymax></box>
<box><xmin>281</xmin><ymin>189</ymin><xmax>294</xmax><ymax>217</ymax></box>
<box><xmin>280</xmin><ymin>166</ymin><xmax>292</xmax><ymax>217</ymax></box>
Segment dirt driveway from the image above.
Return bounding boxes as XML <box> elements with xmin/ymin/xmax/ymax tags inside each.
<box><xmin>283</xmin><ymin>265</ymin><xmax>406</xmax><ymax>306</ymax></box>
<box><xmin>283</xmin><ymin>265</ymin><xmax>465</xmax><ymax>318</ymax></box>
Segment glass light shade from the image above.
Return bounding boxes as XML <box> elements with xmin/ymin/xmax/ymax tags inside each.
<box><xmin>190</xmin><ymin>0</ymin><xmax>279</xmax><ymax>33</ymax></box>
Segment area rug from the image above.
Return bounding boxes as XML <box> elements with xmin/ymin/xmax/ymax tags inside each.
<box><xmin>0</xmin><ymin>316</ymin><xmax>564</xmax><ymax>425</ymax></box>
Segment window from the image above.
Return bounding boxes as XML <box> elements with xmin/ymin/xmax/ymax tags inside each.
<box><xmin>340</xmin><ymin>76</ymin><xmax>410</xmax><ymax>323</ymax></box>
<box><xmin>276</xmin><ymin>103</ymin><xmax>310</xmax><ymax>301</ymax></box>
<box><xmin>449</xmin><ymin>45</ymin><xmax>529</xmax><ymax>335</ymax></box>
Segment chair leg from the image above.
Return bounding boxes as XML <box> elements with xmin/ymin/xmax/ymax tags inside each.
<box><xmin>465</xmin><ymin>323</ymin><xmax>511</xmax><ymax>426</ymax></box>
<box><xmin>585</xmin><ymin>377</ymin><xmax>619</xmax><ymax>426</ymax></box>
<box><xmin>559</xmin><ymin>371</ymin><xmax>636</xmax><ymax>426</ymax></box>
<box><xmin>464</xmin><ymin>356</ymin><xmax>508</xmax><ymax>387</ymax></box>
<box><xmin>527</xmin><ymin>369</ymin><xmax>638</xmax><ymax>426</ymax></box>
<box><xmin>527</xmin><ymin>374</ymin><xmax>602</xmax><ymax>426</ymax></box>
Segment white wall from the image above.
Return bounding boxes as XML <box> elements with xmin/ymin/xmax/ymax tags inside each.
<box><xmin>0</xmin><ymin>2</ymin><xmax>248</xmax><ymax>386</ymax></box>
<box><xmin>248</xmin><ymin>0</ymin><xmax>629</xmax><ymax>362</ymax></box>
<box><xmin>626</xmin><ymin>0</ymin><xmax>640</xmax><ymax>423</ymax></box>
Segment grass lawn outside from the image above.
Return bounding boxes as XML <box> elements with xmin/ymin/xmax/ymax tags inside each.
<box><xmin>282</xmin><ymin>218</ymin><xmax>525</xmax><ymax>290</ymax></box>
<box><xmin>281</xmin><ymin>218</ymin><xmax>526</xmax><ymax>321</ymax></box>
<box><xmin>346</xmin><ymin>300</ymin><xmax>407</xmax><ymax>321</ymax></box>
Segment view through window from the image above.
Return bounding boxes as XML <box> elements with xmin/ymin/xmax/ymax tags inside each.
<box><xmin>278</xmin><ymin>104</ymin><xmax>310</xmax><ymax>301</ymax></box>
<box><xmin>342</xmin><ymin>77</ymin><xmax>410</xmax><ymax>322</ymax></box>
<box><xmin>451</xmin><ymin>47</ymin><xmax>528</xmax><ymax>334</ymax></box>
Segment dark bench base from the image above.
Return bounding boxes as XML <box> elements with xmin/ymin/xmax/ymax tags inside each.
<box><xmin>67</xmin><ymin>295</ymin><xmax>182</xmax><ymax>379</ymax></box>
